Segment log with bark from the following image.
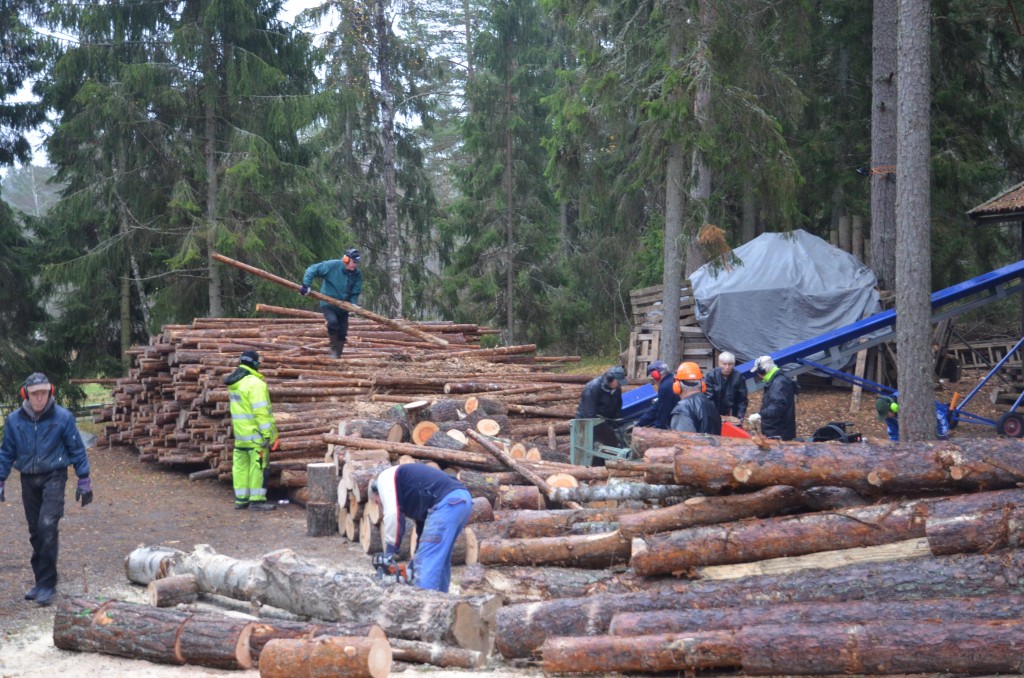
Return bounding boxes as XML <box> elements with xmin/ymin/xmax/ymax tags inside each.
<box><xmin>54</xmin><ymin>596</ymin><xmax>254</xmax><ymax>670</ymax></box>
<box><xmin>547</xmin><ymin>481</ymin><xmax>693</xmax><ymax>504</ymax></box>
<box><xmin>494</xmin><ymin>548</ymin><xmax>1024</xmax><ymax>658</ymax></box>
<box><xmin>147</xmin><ymin>573</ymin><xmax>200</xmax><ymax>607</ymax></box>
<box><xmin>541</xmin><ymin>619</ymin><xmax>1024</xmax><ymax>675</ymax></box>
<box><xmin>259</xmin><ymin>636</ymin><xmax>391</xmax><ymax>678</ymax></box>
<box><xmin>458</xmin><ymin>563</ymin><xmax>622</xmax><ymax>602</ymax></box>
<box><xmin>248</xmin><ymin>619</ymin><xmax>385</xmax><ymax>658</ymax></box>
<box><xmin>477</xmin><ymin>529</ymin><xmax>631</xmax><ymax>568</ymax></box>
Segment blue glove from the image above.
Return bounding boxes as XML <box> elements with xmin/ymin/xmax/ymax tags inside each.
<box><xmin>298</xmin><ymin>285</ymin><xmax>310</xmax><ymax>296</ymax></box>
<box><xmin>0</xmin><ymin>478</ymin><xmax>5</xmax><ymax>503</ymax></box>
<box><xmin>76</xmin><ymin>476</ymin><xmax>93</xmax><ymax>507</ymax></box>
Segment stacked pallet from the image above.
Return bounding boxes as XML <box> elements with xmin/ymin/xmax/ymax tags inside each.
<box><xmin>468</xmin><ymin>427</ymin><xmax>1024</xmax><ymax>674</ymax></box>
<box><xmin>625</xmin><ymin>283</ymin><xmax>715</xmax><ymax>379</ymax></box>
<box><xmin>93</xmin><ymin>306</ymin><xmax>588</xmax><ymax>491</ymax></box>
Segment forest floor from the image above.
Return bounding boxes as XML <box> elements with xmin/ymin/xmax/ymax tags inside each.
<box><xmin>0</xmin><ymin>367</ymin><xmax>1009</xmax><ymax>676</ymax></box>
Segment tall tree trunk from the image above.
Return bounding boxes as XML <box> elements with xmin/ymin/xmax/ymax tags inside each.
<box><xmin>741</xmin><ymin>182</ymin><xmax>756</xmax><ymax>243</ymax></box>
<box><xmin>871</xmin><ymin>0</ymin><xmax>898</xmax><ymax>290</ymax></box>
<box><xmin>684</xmin><ymin>0</ymin><xmax>715</xmax><ymax>274</ymax></box>
<box><xmin>660</xmin><ymin>3</ymin><xmax>686</xmax><ymax>369</ymax></box>
<box><xmin>895</xmin><ymin>0</ymin><xmax>933</xmax><ymax>441</ymax></box>
<box><xmin>130</xmin><ymin>252</ymin><xmax>152</xmax><ymax>330</ymax></box>
<box><xmin>504</xmin><ymin>65</ymin><xmax>515</xmax><ymax>344</ymax></box>
<box><xmin>462</xmin><ymin>0</ymin><xmax>474</xmax><ymax>85</ymax></box>
<box><xmin>376</xmin><ymin>0</ymin><xmax>402</xmax><ymax>318</ymax></box>
<box><xmin>204</xmin><ymin>76</ymin><xmax>222</xmax><ymax>318</ymax></box>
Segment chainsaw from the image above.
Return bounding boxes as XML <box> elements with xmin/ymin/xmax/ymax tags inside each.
<box><xmin>372</xmin><ymin>553</ymin><xmax>412</xmax><ymax>585</ymax></box>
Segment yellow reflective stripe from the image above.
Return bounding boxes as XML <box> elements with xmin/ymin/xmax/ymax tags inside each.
<box><xmin>232</xmin><ymin>413</ymin><xmax>256</xmax><ymax>420</ymax></box>
<box><xmin>258</xmin><ymin>422</ymin><xmax>274</xmax><ymax>431</ymax></box>
<box><xmin>228</xmin><ymin>393</ymin><xmax>243</xmax><ymax>401</ymax></box>
<box><xmin>235</xmin><ymin>433</ymin><xmax>261</xmax><ymax>442</ymax></box>
<box><xmin>250</xmin><ymin>400</ymin><xmax>269</xmax><ymax>409</ymax></box>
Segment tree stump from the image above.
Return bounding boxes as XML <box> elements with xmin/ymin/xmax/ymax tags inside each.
<box><xmin>307</xmin><ymin>501</ymin><xmax>338</xmax><ymax>537</ymax></box>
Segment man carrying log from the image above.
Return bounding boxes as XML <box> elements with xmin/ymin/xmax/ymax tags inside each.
<box><xmin>748</xmin><ymin>355</ymin><xmax>797</xmax><ymax>440</ymax></box>
<box><xmin>634</xmin><ymin>361</ymin><xmax>679</xmax><ymax>430</ymax></box>
<box><xmin>225</xmin><ymin>351</ymin><xmax>278</xmax><ymax>511</ymax></box>
<box><xmin>370</xmin><ymin>463</ymin><xmax>472</xmax><ymax>592</ymax></box>
<box><xmin>299</xmin><ymin>248</ymin><xmax>363</xmax><ymax>358</ymax></box>
<box><xmin>669</xmin><ymin>362</ymin><xmax>722</xmax><ymax>435</ymax></box>
<box><xmin>0</xmin><ymin>372</ymin><xmax>92</xmax><ymax>607</ymax></box>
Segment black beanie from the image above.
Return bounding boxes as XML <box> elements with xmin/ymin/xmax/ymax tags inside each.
<box><xmin>240</xmin><ymin>350</ymin><xmax>260</xmax><ymax>369</ymax></box>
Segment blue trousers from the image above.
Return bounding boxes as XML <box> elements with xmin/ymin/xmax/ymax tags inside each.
<box><xmin>412</xmin><ymin>489</ymin><xmax>472</xmax><ymax>592</ymax></box>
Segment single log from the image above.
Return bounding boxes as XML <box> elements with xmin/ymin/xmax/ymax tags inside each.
<box><xmin>258</xmin><ymin>636</ymin><xmax>391</xmax><ymax>678</ymax></box>
<box><xmin>147</xmin><ymin>573</ymin><xmax>199</xmax><ymax>607</ymax></box>
<box><xmin>248</xmin><ymin>619</ymin><xmax>385</xmax><ymax>658</ymax></box>
<box><xmin>468</xmin><ymin>496</ymin><xmax>494</xmax><ymax>524</ymax></box>
<box><xmin>338</xmin><ymin>419</ymin><xmax>394</xmax><ymax>440</ymax></box>
<box><xmin>412</xmin><ymin>420</ymin><xmax>440</xmax><ymax>446</ymax></box>
<box><xmin>608</xmin><ymin>593</ymin><xmax>1024</xmax><ymax>637</ymax></box>
<box><xmin>478</xmin><ymin>530</ymin><xmax>631</xmax><ymax>568</ymax></box>
<box><xmin>631</xmin><ymin>487</ymin><xmax>1024</xmax><ymax>575</ymax></box>
<box><xmin>306</xmin><ymin>462</ymin><xmax>338</xmax><ymax>504</ymax></box>
<box><xmin>425</xmin><ymin>430</ymin><xmax>467</xmax><ymax>451</ymax></box>
<box><xmin>664</xmin><ymin>437</ymin><xmax>1024</xmax><ymax>494</ymax></box>
<box><xmin>545</xmin><ymin>473</ymin><xmax>579</xmax><ymax>488</ymax></box>
<box><xmin>548</xmin><ymin>482</ymin><xmax>693</xmax><ymax>504</ymax></box>
<box><xmin>125</xmin><ymin>544</ymin><xmax>187</xmax><ymax>585</ymax></box>
<box><xmin>925</xmin><ymin>504</ymin><xmax>1024</xmax><ymax>555</ymax></box>
<box><xmin>427</xmin><ymin>398</ymin><xmax>463</xmax><ymax>422</ymax></box>
<box><xmin>617</xmin><ymin>485</ymin><xmax>803</xmax><ymax>539</ymax></box>
<box><xmin>631</xmin><ymin>427</ymin><xmax>749</xmax><ymax>453</ymax></box>
<box><xmin>54</xmin><ymin>596</ymin><xmax>253</xmax><ymax>670</ymax></box>
<box><xmin>307</xmin><ymin>501</ymin><xmax>339</xmax><ymax>537</ymax></box>
<box><xmin>476</xmin><ymin>417</ymin><xmax>503</xmax><ymax>436</ymax></box>
<box><xmin>542</xmin><ymin>619</ymin><xmax>1024</xmax><ymax>675</ymax></box>
<box><xmin>458</xmin><ymin>564</ymin><xmax>622</xmax><ymax>602</ymax></box>
<box><xmin>211</xmin><ymin>252</ymin><xmax>446</xmax><ymax>346</ymax></box>
<box><xmin>360</xmin><ymin>512</ymin><xmax>383</xmax><ymax>554</ymax></box>
<box><xmin>496</xmin><ymin>484</ymin><xmax>546</xmax><ymax>510</ymax></box>
<box><xmin>388</xmin><ymin>638</ymin><xmax>485</xmax><ymax>669</ymax></box>
<box><xmin>324</xmin><ymin>434</ymin><xmax>498</xmax><ymax>470</ymax></box>
<box><xmin>469</xmin><ymin>507</ymin><xmax>638</xmax><ymax>540</ymax></box>
<box><xmin>494</xmin><ymin>548</ymin><xmax>1024</xmax><ymax>658</ymax></box>
<box><xmin>466</xmin><ymin>396</ymin><xmax>507</xmax><ymax>415</ymax></box>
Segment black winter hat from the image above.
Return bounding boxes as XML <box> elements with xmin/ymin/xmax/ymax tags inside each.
<box><xmin>240</xmin><ymin>350</ymin><xmax>260</xmax><ymax>369</ymax></box>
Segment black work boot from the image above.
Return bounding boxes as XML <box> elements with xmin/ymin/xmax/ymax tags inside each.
<box><xmin>34</xmin><ymin>587</ymin><xmax>56</xmax><ymax>607</ymax></box>
<box><xmin>329</xmin><ymin>337</ymin><xmax>344</xmax><ymax>358</ymax></box>
<box><xmin>24</xmin><ymin>585</ymin><xmax>41</xmax><ymax>600</ymax></box>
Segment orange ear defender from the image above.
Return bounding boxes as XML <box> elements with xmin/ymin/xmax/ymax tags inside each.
<box><xmin>20</xmin><ymin>383</ymin><xmax>55</xmax><ymax>400</ymax></box>
<box><xmin>342</xmin><ymin>255</ymin><xmax>351</xmax><ymax>264</ymax></box>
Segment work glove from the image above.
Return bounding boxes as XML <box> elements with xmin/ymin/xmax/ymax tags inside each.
<box><xmin>372</xmin><ymin>552</ymin><xmax>395</xmax><ymax>569</ymax></box>
<box><xmin>76</xmin><ymin>476</ymin><xmax>93</xmax><ymax>507</ymax></box>
<box><xmin>747</xmin><ymin>413</ymin><xmax>761</xmax><ymax>428</ymax></box>
<box><xmin>298</xmin><ymin>284</ymin><xmax>311</xmax><ymax>296</ymax></box>
<box><xmin>0</xmin><ymin>478</ymin><xmax>5</xmax><ymax>503</ymax></box>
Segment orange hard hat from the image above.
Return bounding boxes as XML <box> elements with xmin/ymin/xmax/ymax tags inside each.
<box><xmin>675</xmin><ymin>362</ymin><xmax>703</xmax><ymax>381</ymax></box>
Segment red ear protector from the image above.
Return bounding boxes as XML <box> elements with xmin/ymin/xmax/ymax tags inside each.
<box><xmin>20</xmin><ymin>383</ymin><xmax>55</xmax><ymax>400</ymax></box>
<box><xmin>342</xmin><ymin>255</ymin><xmax>351</xmax><ymax>264</ymax></box>
<box><xmin>650</xmin><ymin>370</ymin><xmax>661</xmax><ymax>382</ymax></box>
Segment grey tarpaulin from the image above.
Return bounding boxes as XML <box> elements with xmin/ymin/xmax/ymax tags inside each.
<box><xmin>689</xmin><ymin>229</ymin><xmax>880</xmax><ymax>366</ymax></box>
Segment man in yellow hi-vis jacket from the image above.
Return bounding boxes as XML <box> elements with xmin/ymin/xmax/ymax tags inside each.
<box><xmin>225</xmin><ymin>351</ymin><xmax>278</xmax><ymax>510</ymax></box>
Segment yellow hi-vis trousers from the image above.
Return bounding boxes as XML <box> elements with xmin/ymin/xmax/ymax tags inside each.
<box><xmin>232</xmin><ymin>446</ymin><xmax>268</xmax><ymax>506</ymax></box>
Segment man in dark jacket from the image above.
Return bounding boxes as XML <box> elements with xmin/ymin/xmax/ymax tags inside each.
<box><xmin>635</xmin><ymin>360</ymin><xmax>679</xmax><ymax>430</ymax></box>
<box><xmin>576</xmin><ymin>366</ymin><xmax>627</xmax><ymax>453</ymax></box>
<box><xmin>670</xmin><ymin>362</ymin><xmax>722</xmax><ymax>434</ymax></box>
<box><xmin>0</xmin><ymin>373</ymin><xmax>92</xmax><ymax>607</ymax></box>
<box><xmin>748</xmin><ymin>355</ymin><xmax>797</xmax><ymax>440</ymax></box>
<box><xmin>299</xmin><ymin>248</ymin><xmax>363</xmax><ymax>358</ymax></box>
<box><xmin>370</xmin><ymin>463</ymin><xmax>472</xmax><ymax>592</ymax></box>
<box><xmin>704</xmin><ymin>351</ymin><xmax>748</xmax><ymax>421</ymax></box>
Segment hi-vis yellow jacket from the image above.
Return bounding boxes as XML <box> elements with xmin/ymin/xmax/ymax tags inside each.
<box><xmin>226</xmin><ymin>365</ymin><xmax>277</xmax><ymax>449</ymax></box>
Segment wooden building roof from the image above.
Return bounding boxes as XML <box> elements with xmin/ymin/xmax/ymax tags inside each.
<box><xmin>967</xmin><ymin>180</ymin><xmax>1024</xmax><ymax>224</ymax></box>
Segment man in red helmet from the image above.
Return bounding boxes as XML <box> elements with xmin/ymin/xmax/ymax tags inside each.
<box><xmin>634</xmin><ymin>360</ymin><xmax>679</xmax><ymax>429</ymax></box>
<box><xmin>669</xmin><ymin>362</ymin><xmax>722</xmax><ymax>434</ymax></box>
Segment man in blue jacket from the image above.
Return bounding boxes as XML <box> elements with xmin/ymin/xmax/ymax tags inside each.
<box><xmin>0</xmin><ymin>373</ymin><xmax>92</xmax><ymax>607</ymax></box>
<box><xmin>635</xmin><ymin>361</ymin><xmax>679</xmax><ymax>430</ymax></box>
<box><xmin>300</xmin><ymin>248</ymin><xmax>363</xmax><ymax>358</ymax></box>
<box><xmin>370</xmin><ymin>463</ymin><xmax>472</xmax><ymax>592</ymax></box>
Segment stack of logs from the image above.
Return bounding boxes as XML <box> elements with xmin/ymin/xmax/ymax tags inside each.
<box><xmin>92</xmin><ymin>304</ymin><xmax>589</xmax><ymax>496</ymax></box>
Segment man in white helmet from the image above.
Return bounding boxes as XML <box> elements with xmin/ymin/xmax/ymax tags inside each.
<box><xmin>747</xmin><ymin>356</ymin><xmax>797</xmax><ymax>440</ymax></box>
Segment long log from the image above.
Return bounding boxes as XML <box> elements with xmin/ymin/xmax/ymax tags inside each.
<box><xmin>458</xmin><ymin>563</ymin><xmax>622</xmax><ymax>602</ymax></box>
<box><xmin>617</xmin><ymin>485</ymin><xmax>803</xmax><ymax>538</ymax></box>
<box><xmin>662</xmin><ymin>437</ymin><xmax>1024</xmax><ymax>494</ymax></box>
<box><xmin>631</xmin><ymin>427</ymin><xmax>748</xmax><ymax>453</ymax></box>
<box><xmin>474</xmin><ymin>508</ymin><xmax>639</xmax><ymax>540</ymax></box>
<box><xmin>259</xmin><ymin>636</ymin><xmax>391</xmax><ymax>678</ymax></box>
<box><xmin>211</xmin><ymin>252</ymin><xmax>447</xmax><ymax>346</ymax></box>
<box><xmin>608</xmin><ymin>593</ymin><xmax>1024</xmax><ymax>636</ymax></box>
<box><xmin>547</xmin><ymin>482</ymin><xmax>693</xmax><ymax>504</ymax></box>
<box><xmin>494</xmin><ymin>548</ymin><xmax>1024</xmax><ymax>658</ymax></box>
<box><xmin>477</xmin><ymin>530</ymin><xmax>631</xmax><ymax>568</ymax></box>
<box><xmin>324</xmin><ymin>433</ymin><xmax>498</xmax><ymax>470</ymax></box>
<box><xmin>630</xmin><ymin>487</ymin><xmax>1024</xmax><ymax>575</ymax></box>
<box><xmin>53</xmin><ymin>596</ymin><xmax>254</xmax><ymax>670</ymax></box>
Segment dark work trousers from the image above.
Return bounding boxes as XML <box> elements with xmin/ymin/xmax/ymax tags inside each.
<box><xmin>21</xmin><ymin>467</ymin><xmax>68</xmax><ymax>589</ymax></box>
<box><xmin>322</xmin><ymin>306</ymin><xmax>350</xmax><ymax>343</ymax></box>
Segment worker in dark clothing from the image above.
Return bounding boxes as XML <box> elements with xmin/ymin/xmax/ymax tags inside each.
<box><xmin>370</xmin><ymin>463</ymin><xmax>472</xmax><ymax>593</ymax></box>
<box><xmin>635</xmin><ymin>360</ymin><xmax>679</xmax><ymax>429</ymax></box>
<box><xmin>576</xmin><ymin>365</ymin><xmax>628</xmax><ymax>453</ymax></box>
<box><xmin>748</xmin><ymin>355</ymin><xmax>797</xmax><ymax>440</ymax></box>
<box><xmin>875</xmin><ymin>395</ymin><xmax>950</xmax><ymax>441</ymax></box>
<box><xmin>299</xmin><ymin>248</ymin><xmax>363</xmax><ymax>358</ymax></box>
<box><xmin>669</xmin><ymin>362</ymin><xmax>722</xmax><ymax>434</ymax></box>
<box><xmin>704</xmin><ymin>351</ymin><xmax>748</xmax><ymax>422</ymax></box>
<box><xmin>0</xmin><ymin>373</ymin><xmax>92</xmax><ymax>607</ymax></box>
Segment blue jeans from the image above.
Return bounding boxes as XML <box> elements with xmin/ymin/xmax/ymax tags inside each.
<box><xmin>412</xmin><ymin>489</ymin><xmax>472</xmax><ymax>592</ymax></box>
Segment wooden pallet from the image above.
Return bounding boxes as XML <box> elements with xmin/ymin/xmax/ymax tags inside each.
<box><xmin>629</xmin><ymin>283</ymin><xmax>698</xmax><ymax>328</ymax></box>
<box><xmin>626</xmin><ymin>328</ymin><xmax>715</xmax><ymax>381</ymax></box>
<box><xmin>948</xmin><ymin>339</ymin><xmax>1024</xmax><ymax>369</ymax></box>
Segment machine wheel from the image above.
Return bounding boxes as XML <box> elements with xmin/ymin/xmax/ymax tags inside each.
<box><xmin>996</xmin><ymin>412</ymin><xmax>1024</xmax><ymax>438</ymax></box>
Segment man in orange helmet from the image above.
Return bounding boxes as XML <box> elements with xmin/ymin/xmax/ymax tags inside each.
<box><xmin>669</xmin><ymin>362</ymin><xmax>722</xmax><ymax>434</ymax></box>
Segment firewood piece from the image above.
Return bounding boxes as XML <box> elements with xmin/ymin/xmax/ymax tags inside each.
<box><xmin>147</xmin><ymin>574</ymin><xmax>199</xmax><ymax>607</ymax></box>
<box><xmin>412</xmin><ymin>421</ymin><xmax>440</xmax><ymax>446</ymax></box>
<box><xmin>427</xmin><ymin>399</ymin><xmax>463</xmax><ymax>422</ymax></box>
<box><xmin>259</xmin><ymin>636</ymin><xmax>391</xmax><ymax>678</ymax></box>
<box><xmin>496</xmin><ymin>484</ymin><xmax>546</xmax><ymax>510</ymax></box>
<box><xmin>306</xmin><ymin>462</ymin><xmax>338</xmax><ymax>504</ymax></box>
<box><xmin>425</xmin><ymin>430</ymin><xmax>467</xmax><ymax>451</ymax></box>
<box><xmin>467</xmin><ymin>496</ymin><xmax>494</xmax><ymax>524</ymax></box>
<box><xmin>494</xmin><ymin>548</ymin><xmax>1024</xmax><ymax>659</ymax></box>
<box><xmin>249</xmin><ymin>620</ymin><xmax>385</xmax><ymax>658</ymax></box>
<box><xmin>608</xmin><ymin>593</ymin><xmax>1024</xmax><ymax>637</ymax></box>
<box><xmin>478</xmin><ymin>530</ymin><xmax>631</xmax><ymax>568</ymax></box>
<box><xmin>402</xmin><ymin>400</ymin><xmax>431</xmax><ymax>425</ymax></box>
<box><xmin>388</xmin><ymin>638</ymin><xmax>485</xmax><ymax>669</ymax></box>
<box><xmin>54</xmin><ymin>596</ymin><xmax>254</xmax><ymax>670</ymax></box>
<box><xmin>508</xmin><ymin>442</ymin><xmax>527</xmax><ymax>459</ymax></box>
<box><xmin>542</xmin><ymin>619</ymin><xmax>1024</xmax><ymax>675</ymax></box>
<box><xmin>125</xmin><ymin>545</ymin><xmax>186</xmax><ymax>585</ymax></box>
<box><xmin>306</xmin><ymin>501</ymin><xmax>338</xmax><ymax>537</ymax></box>
<box><xmin>387</xmin><ymin>420</ymin><xmax>409</xmax><ymax>443</ymax></box>
<box><xmin>525</xmin><ymin>447</ymin><xmax>542</xmax><ymax>461</ymax></box>
<box><xmin>476</xmin><ymin>418</ymin><xmax>503</xmax><ymax>436</ymax></box>
<box><xmin>465</xmin><ymin>396</ymin><xmax>507</xmax><ymax>415</ymax></box>
<box><xmin>618</xmin><ymin>486</ymin><xmax>804</xmax><ymax>539</ymax></box>
<box><xmin>360</xmin><ymin>512</ymin><xmax>383</xmax><ymax>554</ymax></box>
<box><xmin>545</xmin><ymin>473</ymin><xmax>579</xmax><ymax>489</ymax></box>
<box><xmin>339</xmin><ymin>419</ymin><xmax>394</xmax><ymax>440</ymax></box>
